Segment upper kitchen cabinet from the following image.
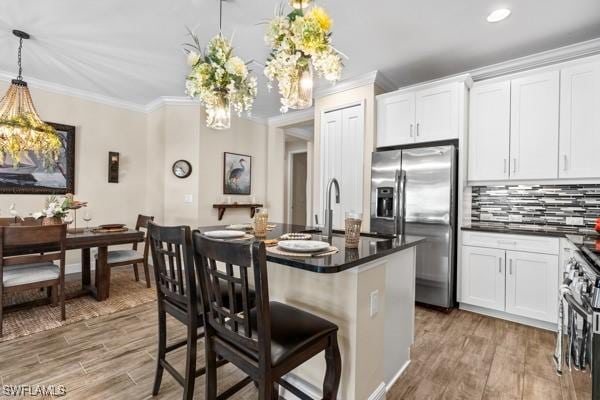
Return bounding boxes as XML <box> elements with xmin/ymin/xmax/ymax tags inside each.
<box><xmin>377</xmin><ymin>92</ymin><xmax>415</xmax><ymax>147</ymax></box>
<box><xmin>510</xmin><ymin>71</ymin><xmax>560</xmax><ymax>180</ymax></box>
<box><xmin>559</xmin><ymin>61</ymin><xmax>600</xmax><ymax>179</ymax></box>
<box><xmin>468</xmin><ymin>81</ymin><xmax>511</xmax><ymax>181</ymax></box>
<box><xmin>376</xmin><ymin>76</ymin><xmax>471</xmax><ymax>148</ymax></box>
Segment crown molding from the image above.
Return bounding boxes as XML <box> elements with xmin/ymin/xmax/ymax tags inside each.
<box><xmin>267</xmin><ymin>108</ymin><xmax>314</xmax><ymax>127</ymax></box>
<box><xmin>469</xmin><ymin>36</ymin><xmax>600</xmax><ymax>81</ymax></box>
<box><xmin>314</xmin><ymin>70</ymin><xmax>396</xmax><ymax>99</ymax></box>
<box><xmin>0</xmin><ymin>70</ymin><xmax>147</xmax><ymax>113</ymax></box>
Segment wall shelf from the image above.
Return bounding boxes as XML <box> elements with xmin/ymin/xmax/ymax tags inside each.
<box><xmin>212</xmin><ymin>203</ymin><xmax>263</xmax><ymax>221</ymax></box>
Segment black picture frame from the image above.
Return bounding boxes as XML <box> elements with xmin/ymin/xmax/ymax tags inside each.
<box><xmin>223</xmin><ymin>152</ymin><xmax>251</xmax><ymax>195</ymax></box>
<box><xmin>0</xmin><ymin>122</ymin><xmax>76</xmax><ymax>194</ymax></box>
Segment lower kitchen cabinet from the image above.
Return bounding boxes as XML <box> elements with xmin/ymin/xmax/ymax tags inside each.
<box><xmin>505</xmin><ymin>250</ymin><xmax>558</xmax><ymax>323</ymax></box>
<box><xmin>461</xmin><ymin>246</ymin><xmax>505</xmax><ymax>312</ymax></box>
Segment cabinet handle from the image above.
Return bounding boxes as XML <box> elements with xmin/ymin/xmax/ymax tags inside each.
<box><xmin>512</xmin><ymin>158</ymin><xmax>517</xmax><ymax>174</ymax></box>
<box><xmin>409</xmin><ymin>124</ymin><xmax>413</xmax><ymax>137</ymax></box>
<box><xmin>497</xmin><ymin>240</ymin><xmax>517</xmax><ymax>245</ymax></box>
<box><xmin>563</xmin><ymin>154</ymin><xmax>568</xmax><ymax>171</ymax></box>
<box><xmin>499</xmin><ymin>258</ymin><xmax>502</xmax><ymax>273</ymax></box>
<box><xmin>509</xmin><ymin>259</ymin><xmax>513</xmax><ymax>275</ymax></box>
<box><xmin>416</xmin><ymin>123</ymin><xmax>420</xmax><ymax>137</ymax></box>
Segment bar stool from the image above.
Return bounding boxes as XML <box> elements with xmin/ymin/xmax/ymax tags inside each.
<box><xmin>193</xmin><ymin>233</ymin><xmax>342</xmax><ymax>400</ymax></box>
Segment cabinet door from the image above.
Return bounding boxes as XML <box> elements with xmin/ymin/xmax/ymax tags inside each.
<box><xmin>461</xmin><ymin>246</ymin><xmax>505</xmax><ymax>311</ymax></box>
<box><xmin>320</xmin><ymin>109</ymin><xmax>343</xmax><ymax>227</ymax></box>
<box><xmin>415</xmin><ymin>83</ymin><xmax>459</xmax><ymax>142</ymax></box>
<box><xmin>376</xmin><ymin>92</ymin><xmax>415</xmax><ymax>147</ymax></box>
<box><xmin>505</xmin><ymin>251</ymin><xmax>558</xmax><ymax>323</ymax></box>
<box><xmin>468</xmin><ymin>81</ymin><xmax>511</xmax><ymax>181</ymax></box>
<box><xmin>339</xmin><ymin>105</ymin><xmax>365</xmax><ymax>228</ymax></box>
<box><xmin>559</xmin><ymin>62</ymin><xmax>600</xmax><ymax>179</ymax></box>
<box><xmin>510</xmin><ymin>71</ymin><xmax>560</xmax><ymax>180</ymax></box>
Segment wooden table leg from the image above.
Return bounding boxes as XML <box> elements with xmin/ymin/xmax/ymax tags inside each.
<box><xmin>95</xmin><ymin>246</ymin><xmax>111</xmax><ymax>301</ymax></box>
<box><xmin>81</xmin><ymin>248</ymin><xmax>91</xmax><ymax>289</ymax></box>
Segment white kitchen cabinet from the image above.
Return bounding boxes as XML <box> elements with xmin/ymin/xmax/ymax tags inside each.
<box><xmin>320</xmin><ymin>103</ymin><xmax>364</xmax><ymax>229</ymax></box>
<box><xmin>376</xmin><ymin>76</ymin><xmax>470</xmax><ymax>148</ymax></box>
<box><xmin>377</xmin><ymin>92</ymin><xmax>415</xmax><ymax>147</ymax></box>
<box><xmin>505</xmin><ymin>250</ymin><xmax>558</xmax><ymax>323</ymax></box>
<box><xmin>415</xmin><ymin>83</ymin><xmax>459</xmax><ymax>142</ymax></box>
<box><xmin>468</xmin><ymin>81</ymin><xmax>511</xmax><ymax>181</ymax></box>
<box><xmin>559</xmin><ymin>61</ymin><xmax>600</xmax><ymax>179</ymax></box>
<box><xmin>509</xmin><ymin>71</ymin><xmax>560</xmax><ymax>180</ymax></box>
<box><xmin>461</xmin><ymin>246</ymin><xmax>505</xmax><ymax>312</ymax></box>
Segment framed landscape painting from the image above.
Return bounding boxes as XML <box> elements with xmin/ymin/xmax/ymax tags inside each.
<box><xmin>223</xmin><ymin>152</ymin><xmax>251</xmax><ymax>195</ymax></box>
<box><xmin>0</xmin><ymin>122</ymin><xmax>75</xmax><ymax>194</ymax></box>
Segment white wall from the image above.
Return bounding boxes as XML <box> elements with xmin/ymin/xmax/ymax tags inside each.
<box><xmin>284</xmin><ymin>139</ymin><xmax>308</xmax><ymax>224</ymax></box>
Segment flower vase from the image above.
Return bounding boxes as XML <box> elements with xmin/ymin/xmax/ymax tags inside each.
<box><xmin>207</xmin><ymin>94</ymin><xmax>231</xmax><ymax>130</ymax></box>
<box><xmin>42</xmin><ymin>217</ymin><xmax>63</xmax><ymax>226</ymax></box>
<box><xmin>289</xmin><ymin>60</ymin><xmax>313</xmax><ymax>110</ymax></box>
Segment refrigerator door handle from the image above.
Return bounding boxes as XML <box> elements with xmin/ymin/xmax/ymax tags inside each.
<box><xmin>395</xmin><ymin>170</ymin><xmax>407</xmax><ymax>237</ymax></box>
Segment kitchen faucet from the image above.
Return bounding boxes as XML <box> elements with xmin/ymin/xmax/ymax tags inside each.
<box><xmin>323</xmin><ymin>178</ymin><xmax>340</xmax><ymax>242</ymax></box>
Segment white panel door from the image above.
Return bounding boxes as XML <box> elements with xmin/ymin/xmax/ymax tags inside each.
<box><xmin>559</xmin><ymin>62</ymin><xmax>600</xmax><ymax>179</ymax></box>
<box><xmin>339</xmin><ymin>105</ymin><xmax>365</xmax><ymax>229</ymax></box>
<box><xmin>510</xmin><ymin>71</ymin><xmax>560</xmax><ymax>180</ymax></box>
<box><xmin>468</xmin><ymin>81</ymin><xmax>511</xmax><ymax>181</ymax></box>
<box><xmin>461</xmin><ymin>246</ymin><xmax>505</xmax><ymax>311</ymax></box>
<box><xmin>415</xmin><ymin>83</ymin><xmax>459</xmax><ymax>142</ymax></box>
<box><xmin>376</xmin><ymin>92</ymin><xmax>415</xmax><ymax>147</ymax></box>
<box><xmin>320</xmin><ymin>109</ymin><xmax>343</xmax><ymax>227</ymax></box>
<box><xmin>506</xmin><ymin>250</ymin><xmax>558</xmax><ymax>323</ymax></box>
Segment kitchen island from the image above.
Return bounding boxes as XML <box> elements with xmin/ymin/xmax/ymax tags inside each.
<box><xmin>198</xmin><ymin>224</ymin><xmax>424</xmax><ymax>400</ymax></box>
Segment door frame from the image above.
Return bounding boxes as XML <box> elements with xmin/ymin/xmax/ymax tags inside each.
<box><xmin>287</xmin><ymin>149</ymin><xmax>308</xmax><ymax>225</ymax></box>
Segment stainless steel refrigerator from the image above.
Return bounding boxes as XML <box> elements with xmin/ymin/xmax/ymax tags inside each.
<box><xmin>370</xmin><ymin>144</ymin><xmax>457</xmax><ymax>309</ymax></box>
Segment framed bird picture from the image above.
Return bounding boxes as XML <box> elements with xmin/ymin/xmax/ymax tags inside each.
<box><xmin>223</xmin><ymin>152</ymin><xmax>251</xmax><ymax>195</ymax></box>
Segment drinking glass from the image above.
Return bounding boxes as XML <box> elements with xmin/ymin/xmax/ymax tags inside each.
<box><xmin>254</xmin><ymin>208</ymin><xmax>269</xmax><ymax>237</ymax></box>
<box><xmin>83</xmin><ymin>210</ymin><xmax>93</xmax><ymax>231</ymax></box>
<box><xmin>344</xmin><ymin>211</ymin><xmax>362</xmax><ymax>248</ymax></box>
<box><xmin>64</xmin><ymin>212</ymin><xmax>74</xmax><ymax>229</ymax></box>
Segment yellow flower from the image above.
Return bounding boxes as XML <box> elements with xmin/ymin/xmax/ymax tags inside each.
<box><xmin>308</xmin><ymin>6</ymin><xmax>332</xmax><ymax>32</ymax></box>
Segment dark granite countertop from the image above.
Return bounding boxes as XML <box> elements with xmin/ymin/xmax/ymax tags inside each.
<box><xmin>197</xmin><ymin>223</ymin><xmax>425</xmax><ymax>274</ymax></box>
<box><xmin>461</xmin><ymin>222</ymin><xmax>596</xmax><ymax>238</ymax></box>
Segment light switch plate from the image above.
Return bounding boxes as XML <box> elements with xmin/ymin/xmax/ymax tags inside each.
<box><xmin>184</xmin><ymin>194</ymin><xmax>193</xmax><ymax>204</ymax></box>
<box><xmin>370</xmin><ymin>290</ymin><xmax>379</xmax><ymax>318</ymax></box>
<box><xmin>566</xmin><ymin>217</ymin><xmax>584</xmax><ymax>226</ymax></box>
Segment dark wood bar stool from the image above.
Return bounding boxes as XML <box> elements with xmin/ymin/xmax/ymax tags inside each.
<box><xmin>96</xmin><ymin>214</ymin><xmax>153</xmax><ymax>288</ymax></box>
<box><xmin>0</xmin><ymin>225</ymin><xmax>67</xmax><ymax>337</ymax></box>
<box><xmin>148</xmin><ymin>222</ymin><xmax>253</xmax><ymax>400</ymax></box>
<box><xmin>193</xmin><ymin>233</ymin><xmax>342</xmax><ymax>400</ymax></box>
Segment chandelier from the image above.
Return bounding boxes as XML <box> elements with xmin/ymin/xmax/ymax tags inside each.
<box><xmin>184</xmin><ymin>0</ymin><xmax>257</xmax><ymax>130</ymax></box>
<box><xmin>0</xmin><ymin>30</ymin><xmax>60</xmax><ymax>166</ymax></box>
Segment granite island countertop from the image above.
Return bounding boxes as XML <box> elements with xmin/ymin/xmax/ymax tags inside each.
<box><xmin>197</xmin><ymin>223</ymin><xmax>425</xmax><ymax>273</ymax></box>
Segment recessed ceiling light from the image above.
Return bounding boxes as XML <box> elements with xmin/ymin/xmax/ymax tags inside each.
<box><xmin>487</xmin><ymin>8</ymin><xmax>512</xmax><ymax>23</ymax></box>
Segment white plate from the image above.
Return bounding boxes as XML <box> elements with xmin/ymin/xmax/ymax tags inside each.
<box><xmin>204</xmin><ymin>230</ymin><xmax>246</xmax><ymax>239</ymax></box>
<box><xmin>226</xmin><ymin>224</ymin><xmax>253</xmax><ymax>230</ymax></box>
<box><xmin>278</xmin><ymin>240</ymin><xmax>330</xmax><ymax>253</ymax></box>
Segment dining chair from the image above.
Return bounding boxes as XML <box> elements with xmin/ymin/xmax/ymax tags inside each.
<box><xmin>0</xmin><ymin>217</ymin><xmax>42</xmax><ymax>226</ymax></box>
<box><xmin>148</xmin><ymin>222</ymin><xmax>252</xmax><ymax>400</ymax></box>
<box><xmin>96</xmin><ymin>214</ymin><xmax>153</xmax><ymax>288</ymax></box>
<box><xmin>192</xmin><ymin>233</ymin><xmax>342</xmax><ymax>400</ymax></box>
<box><xmin>0</xmin><ymin>224</ymin><xmax>67</xmax><ymax>336</ymax></box>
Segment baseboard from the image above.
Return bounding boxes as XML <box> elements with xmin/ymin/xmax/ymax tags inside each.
<box><xmin>369</xmin><ymin>382</ymin><xmax>387</xmax><ymax>400</ymax></box>
<box><xmin>386</xmin><ymin>359</ymin><xmax>410</xmax><ymax>392</ymax></box>
<box><xmin>459</xmin><ymin>303</ymin><xmax>557</xmax><ymax>332</ymax></box>
<box><xmin>278</xmin><ymin>373</ymin><xmax>388</xmax><ymax>400</ymax></box>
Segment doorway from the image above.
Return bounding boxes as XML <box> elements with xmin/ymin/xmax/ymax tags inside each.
<box><xmin>290</xmin><ymin>152</ymin><xmax>307</xmax><ymax>225</ymax></box>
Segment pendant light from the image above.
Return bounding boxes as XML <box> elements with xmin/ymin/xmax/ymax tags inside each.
<box><xmin>0</xmin><ymin>30</ymin><xmax>60</xmax><ymax>166</ymax></box>
<box><xmin>209</xmin><ymin>0</ymin><xmax>231</xmax><ymax>130</ymax></box>
<box><xmin>289</xmin><ymin>0</ymin><xmax>312</xmax><ymax>9</ymax></box>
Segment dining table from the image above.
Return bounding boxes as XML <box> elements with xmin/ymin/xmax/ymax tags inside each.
<box><xmin>3</xmin><ymin>227</ymin><xmax>144</xmax><ymax>301</ymax></box>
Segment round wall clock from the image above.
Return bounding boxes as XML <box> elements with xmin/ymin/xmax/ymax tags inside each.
<box><xmin>172</xmin><ymin>160</ymin><xmax>192</xmax><ymax>179</ymax></box>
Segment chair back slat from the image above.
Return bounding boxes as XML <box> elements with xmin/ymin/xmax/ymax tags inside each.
<box><xmin>148</xmin><ymin>223</ymin><xmax>196</xmax><ymax>313</ymax></box>
<box><xmin>134</xmin><ymin>214</ymin><xmax>154</xmax><ymax>253</ymax></box>
<box><xmin>192</xmin><ymin>233</ymin><xmax>271</xmax><ymax>356</ymax></box>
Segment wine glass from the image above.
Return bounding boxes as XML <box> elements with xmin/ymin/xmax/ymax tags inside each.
<box><xmin>83</xmin><ymin>210</ymin><xmax>93</xmax><ymax>231</ymax></box>
<box><xmin>64</xmin><ymin>212</ymin><xmax>74</xmax><ymax>231</ymax></box>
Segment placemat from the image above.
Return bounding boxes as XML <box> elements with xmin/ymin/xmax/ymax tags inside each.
<box><xmin>266</xmin><ymin>245</ymin><xmax>339</xmax><ymax>258</ymax></box>
<box><xmin>209</xmin><ymin>234</ymin><xmax>255</xmax><ymax>242</ymax></box>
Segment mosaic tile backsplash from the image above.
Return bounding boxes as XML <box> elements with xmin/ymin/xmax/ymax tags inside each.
<box><xmin>471</xmin><ymin>184</ymin><xmax>600</xmax><ymax>234</ymax></box>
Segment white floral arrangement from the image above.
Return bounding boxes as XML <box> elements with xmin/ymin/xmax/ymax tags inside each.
<box><xmin>32</xmin><ymin>195</ymin><xmax>73</xmax><ymax>219</ymax></box>
<box><xmin>264</xmin><ymin>5</ymin><xmax>344</xmax><ymax>113</ymax></box>
<box><xmin>185</xmin><ymin>33</ymin><xmax>258</xmax><ymax>121</ymax></box>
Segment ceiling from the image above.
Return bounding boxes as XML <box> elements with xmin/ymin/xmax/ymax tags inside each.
<box><xmin>1</xmin><ymin>0</ymin><xmax>600</xmax><ymax>119</ymax></box>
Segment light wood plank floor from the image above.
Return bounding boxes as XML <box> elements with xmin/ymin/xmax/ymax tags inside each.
<box><xmin>0</xmin><ymin>298</ymin><xmax>592</xmax><ymax>399</ymax></box>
